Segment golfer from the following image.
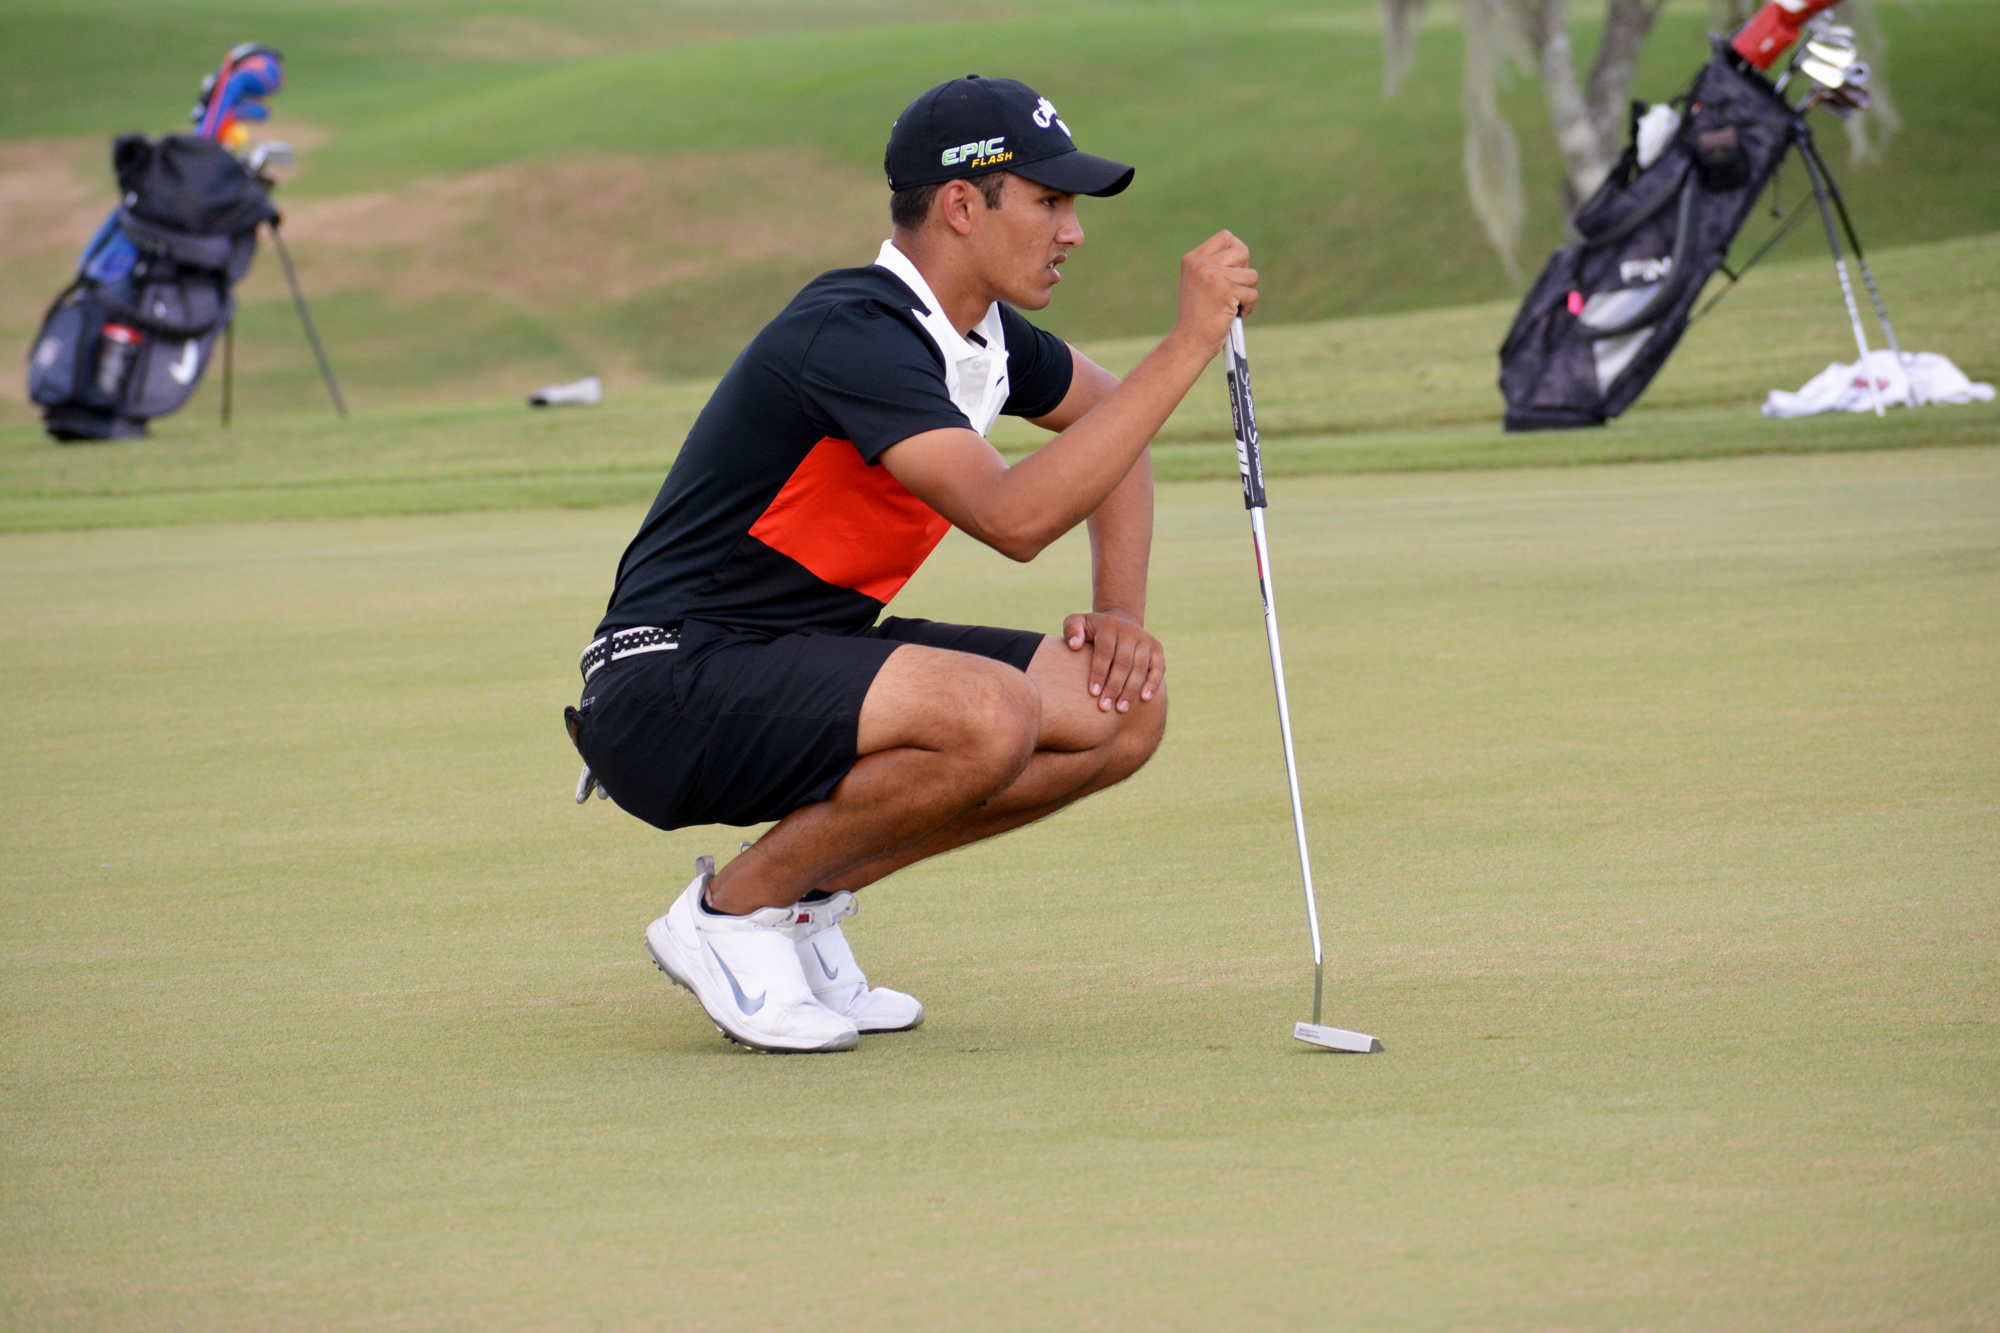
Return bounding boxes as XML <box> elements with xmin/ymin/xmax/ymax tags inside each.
<box><xmin>567</xmin><ymin>75</ymin><xmax>1258</xmax><ymax>1051</ymax></box>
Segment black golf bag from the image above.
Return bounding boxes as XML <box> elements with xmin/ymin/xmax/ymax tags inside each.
<box><xmin>27</xmin><ymin>135</ymin><xmax>277</xmax><ymax>442</ymax></box>
<box><xmin>1498</xmin><ymin>51</ymin><xmax>1803</xmax><ymax>430</ymax></box>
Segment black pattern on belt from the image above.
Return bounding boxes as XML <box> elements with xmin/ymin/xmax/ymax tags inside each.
<box><xmin>580</xmin><ymin>623</ymin><xmax>681</xmax><ymax>681</ymax></box>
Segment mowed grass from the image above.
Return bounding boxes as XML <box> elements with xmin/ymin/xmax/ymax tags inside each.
<box><xmin>2</xmin><ymin>231</ymin><xmax>1995</xmax><ymax>532</ymax></box>
<box><xmin>3</xmin><ymin>447</ymin><xmax>1996</xmax><ymax>1329</ymax></box>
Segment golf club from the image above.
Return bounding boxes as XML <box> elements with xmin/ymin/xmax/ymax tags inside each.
<box><xmin>1223</xmin><ymin>314</ymin><xmax>1381</xmax><ymax>1055</ymax></box>
<box><xmin>1795</xmin><ymin>139</ymin><xmax>1886</xmax><ymax>416</ymax></box>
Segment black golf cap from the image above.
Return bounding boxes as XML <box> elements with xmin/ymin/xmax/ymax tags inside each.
<box><xmin>885</xmin><ymin>76</ymin><xmax>1134</xmax><ymax>198</ymax></box>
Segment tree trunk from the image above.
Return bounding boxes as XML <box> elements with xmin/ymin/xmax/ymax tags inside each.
<box><xmin>1520</xmin><ymin>0</ymin><xmax>1617</xmax><ymax>211</ymax></box>
<box><xmin>1585</xmin><ymin>0</ymin><xmax>1669</xmax><ymax>157</ymax></box>
<box><xmin>1517</xmin><ymin>0</ymin><xmax>1668</xmax><ymax>214</ymax></box>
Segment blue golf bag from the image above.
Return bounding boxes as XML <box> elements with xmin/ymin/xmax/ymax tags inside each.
<box><xmin>29</xmin><ymin>135</ymin><xmax>278</xmax><ymax>441</ymax></box>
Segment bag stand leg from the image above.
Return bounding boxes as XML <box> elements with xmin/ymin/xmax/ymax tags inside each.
<box><xmin>269</xmin><ymin>221</ymin><xmax>348</xmax><ymax>420</ymax></box>
<box><xmin>221</xmin><ymin>319</ymin><xmax>233</xmax><ymax>427</ymax></box>
<box><xmin>1798</xmin><ymin>134</ymin><xmax>1920</xmax><ymax>405</ymax></box>
<box><xmin>1797</xmin><ymin>136</ymin><xmax>1885</xmax><ymax>417</ymax></box>
<box><xmin>1689</xmin><ymin>175</ymin><xmax>1813</xmax><ymax>327</ymax></box>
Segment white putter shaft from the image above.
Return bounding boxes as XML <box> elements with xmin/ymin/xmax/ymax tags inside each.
<box><xmin>1223</xmin><ymin>315</ymin><xmax>1381</xmax><ymax>1055</ymax></box>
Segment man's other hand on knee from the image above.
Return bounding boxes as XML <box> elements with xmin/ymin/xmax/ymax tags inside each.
<box><xmin>1061</xmin><ymin>610</ymin><xmax>1164</xmax><ymax>714</ymax></box>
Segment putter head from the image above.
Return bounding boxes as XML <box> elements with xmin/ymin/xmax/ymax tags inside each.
<box><xmin>1294</xmin><ymin>1022</ymin><xmax>1382</xmax><ymax>1053</ymax></box>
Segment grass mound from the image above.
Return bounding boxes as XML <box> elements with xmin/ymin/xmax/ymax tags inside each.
<box><xmin>3</xmin><ymin>0</ymin><xmax>1996</xmax><ymax>413</ymax></box>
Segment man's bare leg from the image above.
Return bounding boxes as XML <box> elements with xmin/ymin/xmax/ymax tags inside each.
<box><xmin>808</xmin><ymin>637</ymin><xmax>1165</xmax><ymax>894</ymax></box>
<box><xmin>704</xmin><ymin>643</ymin><xmax>1042</xmax><ymax>914</ymax></box>
<box><xmin>706</xmin><ymin>636</ymin><xmax>1166</xmax><ymax>913</ymax></box>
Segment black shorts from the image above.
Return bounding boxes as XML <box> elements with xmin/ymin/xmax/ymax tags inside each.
<box><xmin>567</xmin><ymin>617</ymin><xmax>1045</xmax><ymax>831</ymax></box>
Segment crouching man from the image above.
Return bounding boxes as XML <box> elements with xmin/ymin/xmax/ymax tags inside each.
<box><xmin>566</xmin><ymin>76</ymin><xmax>1257</xmax><ymax>1051</ymax></box>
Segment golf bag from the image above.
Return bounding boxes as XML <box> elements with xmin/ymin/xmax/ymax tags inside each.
<box><xmin>1498</xmin><ymin>51</ymin><xmax>1802</xmax><ymax>430</ymax></box>
<box><xmin>27</xmin><ymin>134</ymin><xmax>278</xmax><ymax>442</ymax></box>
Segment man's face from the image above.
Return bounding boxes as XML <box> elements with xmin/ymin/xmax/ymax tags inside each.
<box><xmin>969</xmin><ymin>174</ymin><xmax>1083</xmax><ymax>311</ymax></box>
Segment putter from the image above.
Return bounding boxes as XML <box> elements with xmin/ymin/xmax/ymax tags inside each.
<box><xmin>1223</xmin><ymin>315</ymin><xmax>1381</xmax><ymax>1054</ymax></box>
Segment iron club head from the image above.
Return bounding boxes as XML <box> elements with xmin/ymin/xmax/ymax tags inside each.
<box><xmin>1294</xmin><ymin>1022</ymin><xmax>1382</xmax><ymax>1053</ymax></box>
<box><xmin>1799</xmin><ymin>55</ymin><xmax>1850</xmax><ymax>89</ymax></box>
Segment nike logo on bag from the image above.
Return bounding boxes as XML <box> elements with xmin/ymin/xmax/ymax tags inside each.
<box><xmin>811</xmin><ymin>943</ymin><xmax>839</xmax><ymax>980</ymax></box>
<box><xmin>708</xmin><ymin>945</ymin><xmax>767</xmax><ymax>1014</ymax></box>
<box><xmin>168</xmin><ymin>341</ymin><xmax>200</xmax><ymax>385</ymax></box>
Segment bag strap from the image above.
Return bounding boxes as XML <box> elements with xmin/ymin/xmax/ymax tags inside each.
<box><xmin>1579</xmin><ymin>178</ymin><xmax>1701</xmax><ymax>340</ymax></box>
<box><xmin>118</xmin><ymin>211</ymin><xmax>239</xmax><ymax>271</ymax></box>
<box><xmin>1579</xmin><ymin>155</ymin><xmax>1692</xmax><ymax>250</ymax></box>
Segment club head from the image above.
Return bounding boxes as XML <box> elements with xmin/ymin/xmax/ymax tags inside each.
<box><xmin>1294</xmin><ymin>1022</ymin><xmax>1382</xmax><ymax>1053</ymax></box>
<box><xmin>1799</xmin><ymin>56</ymin><xmax>1849</xmax><ymax>89</ymax></box>
<box><xmin>246</xmin><ymin>140</ymin><xmax>294</xmax><ymax>175</ymax></box>
<box><xmin>1804</xmin><ymin>40</ymin><xmax>1856</xmax><ymax>68</ymax></box>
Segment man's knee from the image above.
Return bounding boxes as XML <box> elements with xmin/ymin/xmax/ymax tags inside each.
<box><xmin>960</xmin><ymin>664</ymin><xmax>1041</xmax><ymax>790</ymax></box>
<box><xmin>1101</xmin><ymin>683</ymin><xmax>1168</xmax><ymax>786</ymax></box>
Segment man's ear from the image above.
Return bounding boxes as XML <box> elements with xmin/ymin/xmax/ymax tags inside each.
<box><xmin>937</xmin><ymin>179</ymin><xmax>980</xmax><ymax>238</ymax></box>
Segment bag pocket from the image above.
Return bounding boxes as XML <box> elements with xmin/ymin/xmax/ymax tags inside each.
<box><xmin>27</xmin><ymin>295</ymin><xmax>104</xmax><ymax>407</ymax></box>
<box><xmin>123</xmin><ymin>324</ymin><xmax>218</xmax><ymax>418</ymax></box>
<box><xmin>1693</xmin><ymin>125</ymin><xmax>1749</xmax><ymax>191</ymax></box>
<box><xmin>125</xmin><ymin>272</ymin><xmax>229</xmax><ymax>337</ymax></box>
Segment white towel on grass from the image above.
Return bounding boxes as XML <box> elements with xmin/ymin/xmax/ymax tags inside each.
<box><xmin>1763</xmin><ymin>351</ymin><xmax>1994</xmax><ymax>418</ymax></box>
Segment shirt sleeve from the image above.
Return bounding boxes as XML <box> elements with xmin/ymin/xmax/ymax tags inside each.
<box><xmin>798</xmin><ymin>303</ymin><xmax>972</xmax><ymax>464</ymax></box>
<box><xmin>998</xmin><ymin>305</ymin><xmax>1075</xmax><ymax>420</ymax></box>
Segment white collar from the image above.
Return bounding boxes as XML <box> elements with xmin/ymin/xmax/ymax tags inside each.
<box><xmin>873</xmin><ymin>239</ymin><xmax>1008</xmax><ymax>365</ymax></box>
<box><xmin>873</xmin><ymin>239</ymin><xmax>1011</xmax><ymax>435</ymax></box>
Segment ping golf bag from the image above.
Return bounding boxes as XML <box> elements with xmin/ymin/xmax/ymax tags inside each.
<box><xmin>1498</xmin><ymin>51</ymin><xmax>1802</xmax><ymax>430</ymax></box>
<box><xmin>27</xmin><ymin>134</ymin><xmax>277</xmax><ymax>441</ymax></box>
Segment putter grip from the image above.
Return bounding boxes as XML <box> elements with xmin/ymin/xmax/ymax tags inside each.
<box><xmin>1226</xmin><ymin>316</ymin><xmax>1266</xmax><ymax>511</ymax></box>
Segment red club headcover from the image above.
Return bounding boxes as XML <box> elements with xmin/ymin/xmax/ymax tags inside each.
<box><xmin>1730</xmin><ymin>0</ymin><xmax>1845</xmax><ymax>70</ymax></box>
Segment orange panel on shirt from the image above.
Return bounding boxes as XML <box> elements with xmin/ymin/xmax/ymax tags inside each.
<box><xmin>748</xmin><ymin>436</ymin><xmax>952</xmax><ymax>605</ymax></box>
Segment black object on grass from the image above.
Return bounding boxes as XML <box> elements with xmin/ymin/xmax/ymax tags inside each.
<box><xmin>25</xmin><ymin>46</ymin><xmax>345</xmax><ymax>443</ymax></box>
<box><xmin>1498</xmin><ymin>43</ymin><xmax>1911</xmax><ymax>430</ymax></box>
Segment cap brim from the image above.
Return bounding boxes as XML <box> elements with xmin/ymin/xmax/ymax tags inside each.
<box><xmin>1012</xmin><ymin>150</ymin><xmax>1134</xmax><ymax>198</ymax></box>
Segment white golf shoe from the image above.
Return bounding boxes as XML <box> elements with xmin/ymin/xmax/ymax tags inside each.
<box><xmin>645</xmin><ymin>857</ymin><xmax>859</xmax><ymax>1053</ymax></box>
<box><xmin>785</xmin><ymin>891</ymin><xmax>925</xmax><ymax>1033</ymax></box>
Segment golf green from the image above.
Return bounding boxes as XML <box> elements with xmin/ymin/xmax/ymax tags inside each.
<box><xmin>3</xmin><ymin>448</ymin><xmax>1995</xmax><ymax>1328</ymax></box>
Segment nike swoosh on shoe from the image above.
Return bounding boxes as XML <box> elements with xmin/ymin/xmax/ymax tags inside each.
<box><xmin>811</xmin><ymin>943</ymin><xmax>840</xmax><ymax>980</ymax></box>
<box><xmin>708</xmin><ymin>944</ymin><xmax>767</xmax><ymax>1015</ymax></box>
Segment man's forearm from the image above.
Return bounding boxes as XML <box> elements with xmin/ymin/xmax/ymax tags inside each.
<box><xmin>981</xmin><ymin>330</ymin><xmax>1209</xmax><ymax>558</ymax></box>
<box><xmin>1087</xmin><ymin>449</ymin><xmax>1153</xmax><ymax>624</ymax></box>
<box><xmin>880</xmin><ymin>230</ymin><xmax>1256</xmax><ymax>564</ymax></box>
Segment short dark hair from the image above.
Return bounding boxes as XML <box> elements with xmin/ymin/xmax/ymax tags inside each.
<box><xmin>889</xmin><ymin>170</ymin><xmax>1009</xmax><ymax>229</ymax></box>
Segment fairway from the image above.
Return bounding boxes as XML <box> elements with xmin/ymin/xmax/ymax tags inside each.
<box><xmin>4</xmin><ymin>232</ymin><xmax>1995</xmax><ymax>533</ymax></box>
<box><xmin>4</xmin><ymin>448</ymin><xmax>1995</xmax><ymax>1328</ymax></box>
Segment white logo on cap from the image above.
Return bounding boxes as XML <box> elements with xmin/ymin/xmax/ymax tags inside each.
<box><xmin>1032</xmin><ymin>97</ymin><xmax>1072</xmax><ymax>138</ymax></box>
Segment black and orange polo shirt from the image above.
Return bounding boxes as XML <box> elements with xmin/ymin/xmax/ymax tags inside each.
<box><xmin>597</xmin><ymin>263</ymin><xmax>1073</xmax><ymax>640</ymax></box>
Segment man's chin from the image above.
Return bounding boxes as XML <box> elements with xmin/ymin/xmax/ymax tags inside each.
<box><xmin>1010</xmin><ymin>280</ymin><xmax>1058</xmax><ymax>311</ymax></box>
